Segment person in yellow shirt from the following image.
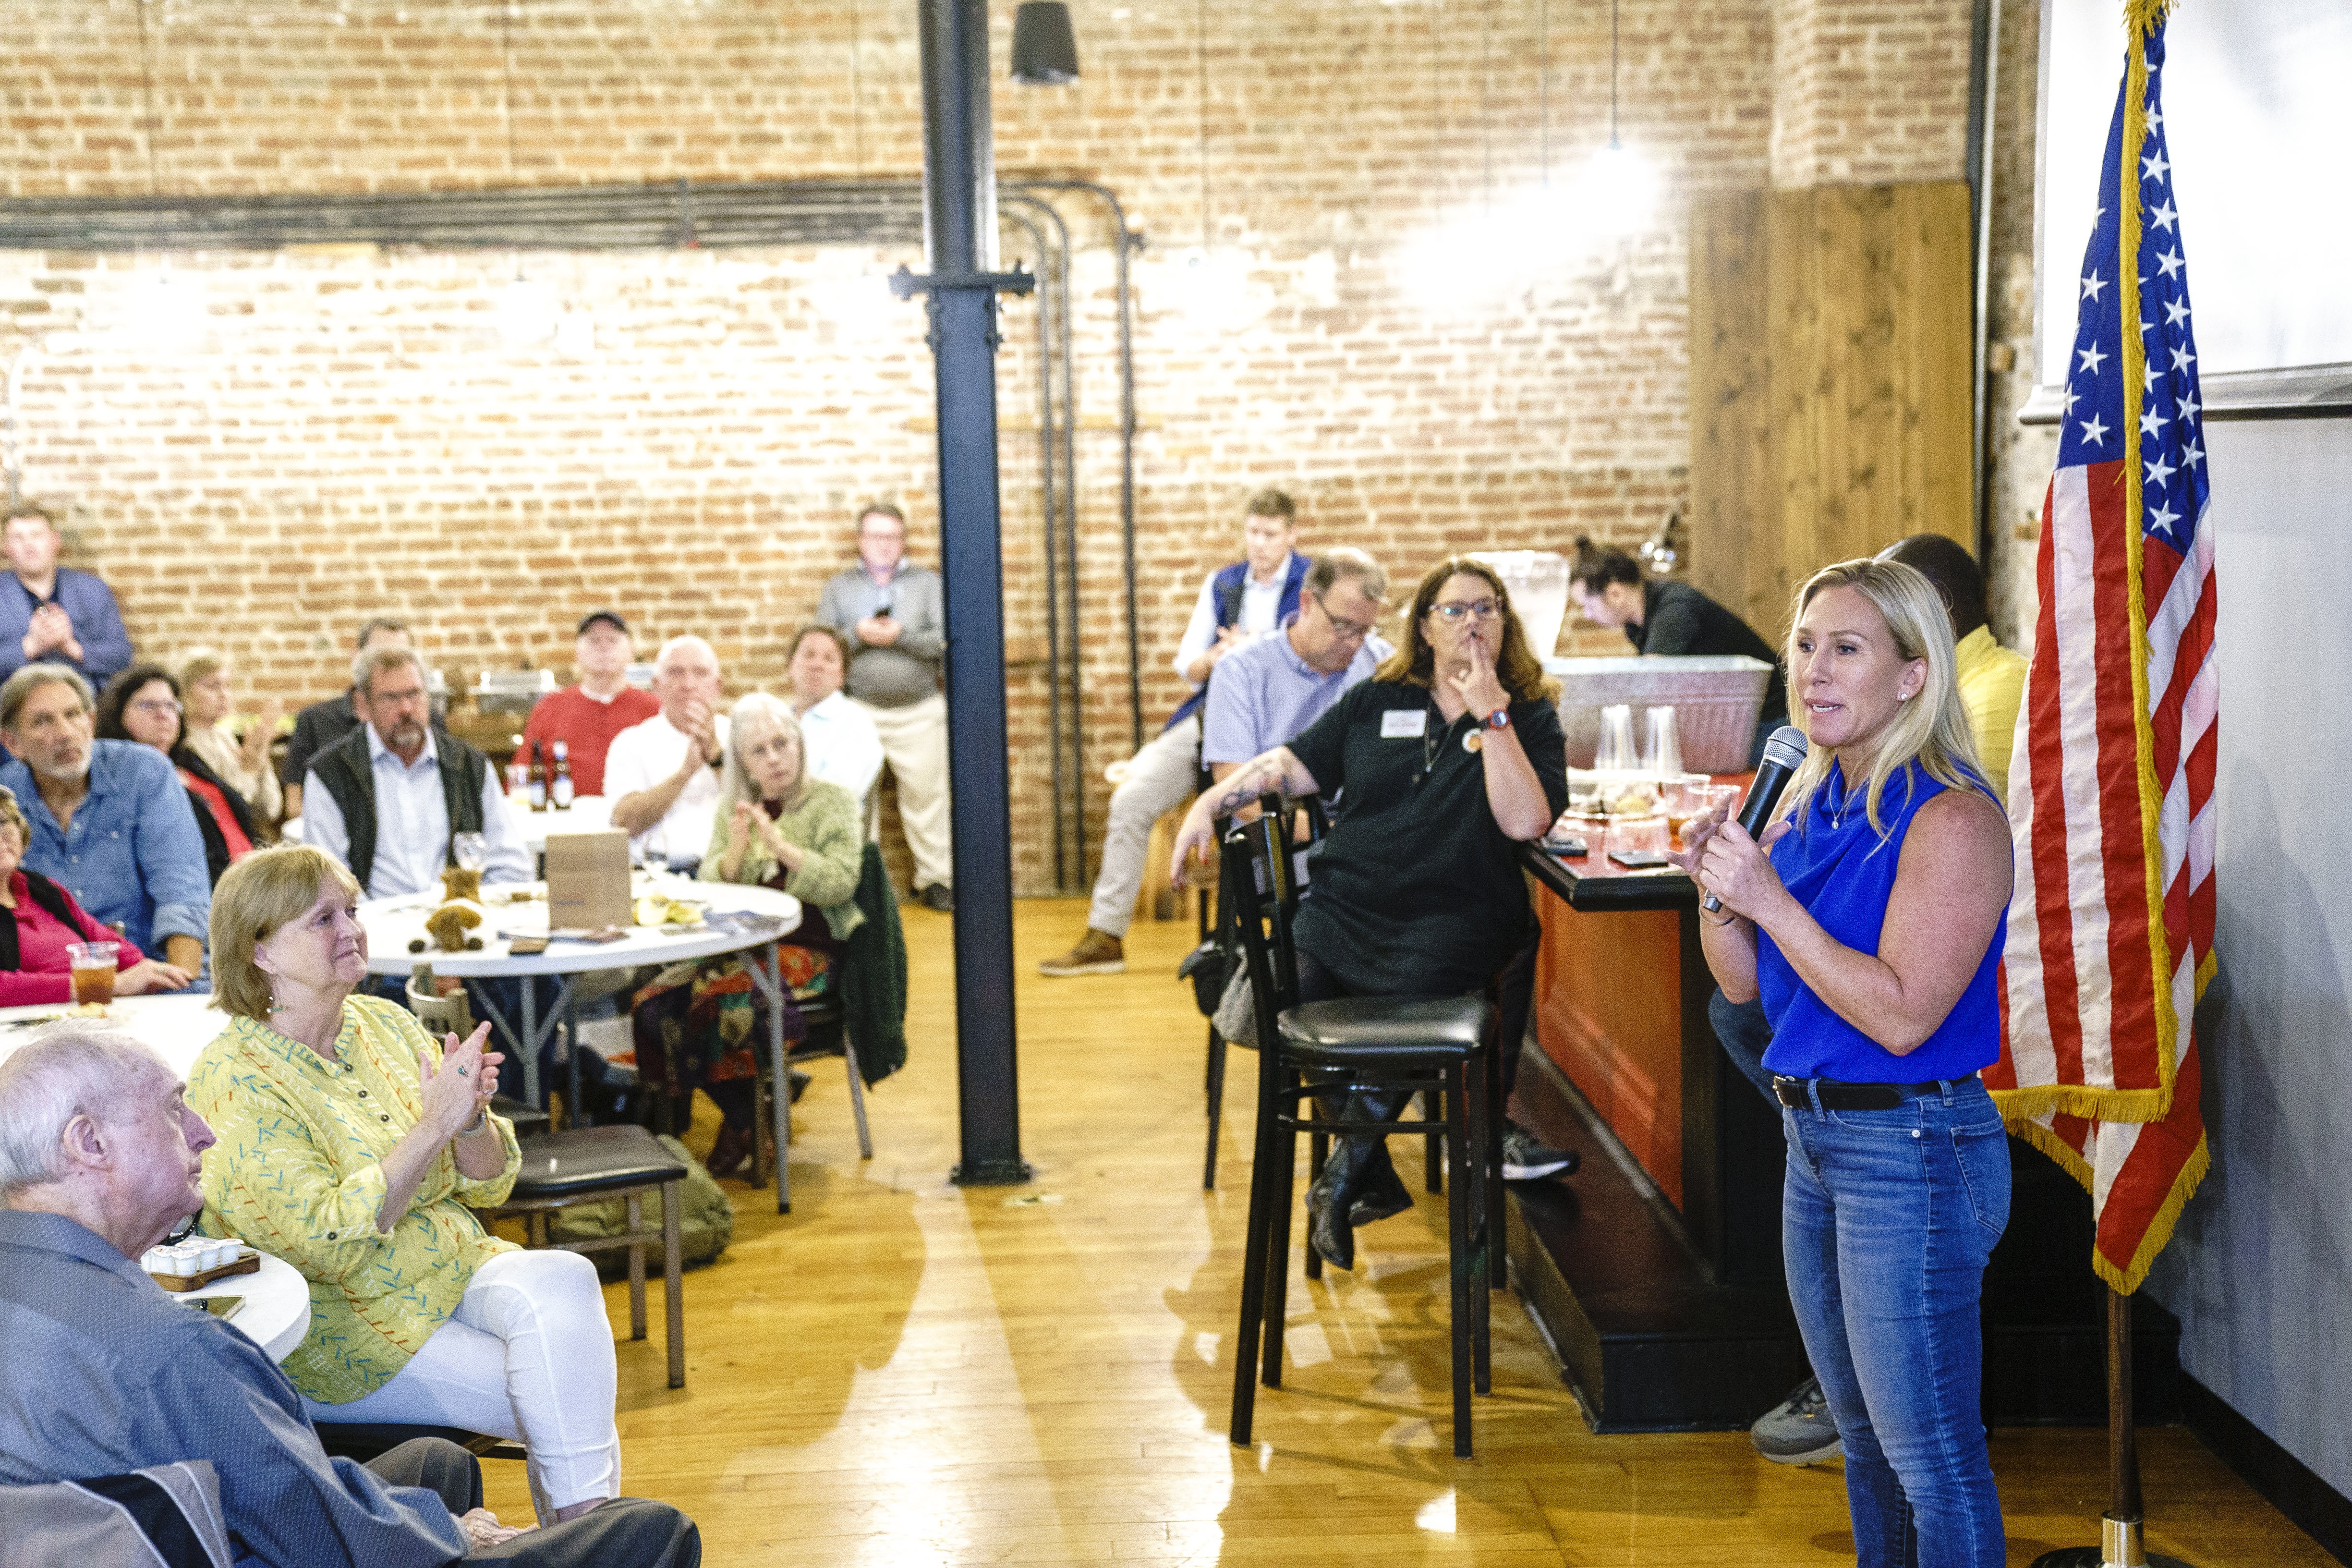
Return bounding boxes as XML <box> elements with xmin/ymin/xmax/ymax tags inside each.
<box><xmin>188</xmin><ymin>845</ymin><xmax>621</xmax><ymax>1527</ymax></box>
<box><xmin>1880</xmin><ymin>535</ymin><xmax>2028</xmax><ymax>799</ymax></box>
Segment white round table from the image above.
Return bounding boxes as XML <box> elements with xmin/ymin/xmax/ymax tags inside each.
<box><xmin>360</xmin><ymin>874</ymin><xmax>808</xmax><ymax>1210</ymax></box>
<box><xmin>180</xmin><ymin>1252</ymin><xmax>312</xmax><ymax>1363</ymax></box>
<box><xmin>0</xmin><ymin>992</ymin><xmax>224</xmax><ymax>1081</ymax></box>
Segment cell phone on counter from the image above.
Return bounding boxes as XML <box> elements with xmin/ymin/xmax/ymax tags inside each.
<box><xmin>186</xmin><ymin>1295</ymin><xmax>243</xmax><ymax>1321</ymax></box>
<box><xmin>1608</xmin><ymin>850</ymin><xmax>1675</xmax><ymax>870</ymax></box>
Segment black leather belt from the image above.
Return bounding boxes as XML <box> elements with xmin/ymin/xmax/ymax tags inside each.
<box><xmin>1772</xmin><ymin>1075</ymin><xmax>1960</xmax><ymax>1110</ymax></box>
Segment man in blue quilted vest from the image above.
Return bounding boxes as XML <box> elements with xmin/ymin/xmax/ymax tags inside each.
<box><xmin>1039</xmin><ymin>488</ymin><xmax>1310</xmax><ymax>977</ymax></box>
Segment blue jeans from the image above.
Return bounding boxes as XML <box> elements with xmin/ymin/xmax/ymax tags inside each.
<box><xmin>1781</xmin><ymin>1078</ymin><xmax>2011</xmax><ymax>1568</ymax></box>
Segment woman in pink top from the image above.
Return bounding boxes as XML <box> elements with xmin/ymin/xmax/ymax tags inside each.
<box><xmin>0</xmin><ymin>785</ymin><xmax>192</xmax><ymax>1005</ymax></box>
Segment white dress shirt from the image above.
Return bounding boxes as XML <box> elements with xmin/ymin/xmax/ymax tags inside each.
<box><xmin>602</xmin><ymin>710</ymin><xmax>731</xmax><ymax>867</ymax></box>
<box><xmin>796</xmin><ymin>689</ymin><xmax>885</xmax><ymax>803</ymax></box>
<box><xmin>301</xmin><ymin>728</ymin><xmax>532</xmax><ymax>900</ymax></box>
<box><xmin>1171</xmin><ymin>552</ymin><xmax>1296</xmax><ymax>681</ymax></box>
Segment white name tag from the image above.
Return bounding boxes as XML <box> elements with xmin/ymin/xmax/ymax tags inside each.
<box><xmin>1380</xmin><ymin>708</ymin><xmax>1428</xmax><ymax>738</ymax></box>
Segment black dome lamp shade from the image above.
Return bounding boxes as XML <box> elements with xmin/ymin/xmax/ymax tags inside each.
<box><xmin>1010</xmin><ymin>2</ymin><xmax>1080</xmax><ymax>85</ymax></box>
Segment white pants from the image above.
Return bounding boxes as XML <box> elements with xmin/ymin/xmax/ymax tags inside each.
<box><xmin>302</xmin><ymin>1249</ymin><xmax>620</xmax><ymax>1524</ymax></box>
<box><xmin>859</xmin><ymin>692</ymin><xmax>954</xmax><ymax>891</ymax></box>
<box><xmin>1086</xmin><ymin>715</ymin><xmax>1204</xmax><ymax>937</ymax></box>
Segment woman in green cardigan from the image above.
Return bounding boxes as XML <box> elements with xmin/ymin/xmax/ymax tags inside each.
<box><xmin>631</xmin><ymin>694</ymin><xmax>862</xmax><ymax>1176</ymax></box>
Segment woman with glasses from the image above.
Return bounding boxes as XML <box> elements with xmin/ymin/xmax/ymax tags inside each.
<box><xmin>1169</xmin><ymin>557</ymin><xmax>1570</xmax><ymax>1269</ymax></box>
<box><xmin>96</xmin><ymin>663</ymin><xmax>262</xmax><ymax>886</ymax></box>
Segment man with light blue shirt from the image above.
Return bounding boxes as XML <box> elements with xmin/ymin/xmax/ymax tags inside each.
<box><xmin>301</xmin><ymin>646</ymin><xmax>532</xmax><ymax>899</ymax></box>
<box><xmin>1200</xmin><ymin>547</ymin><xmax>1393</xmax><ymax>779</ymax></box>
<box><xmin>0</xmin><ymin>664</ymin><xmax>208</xmax><ymax>976</ymax></box>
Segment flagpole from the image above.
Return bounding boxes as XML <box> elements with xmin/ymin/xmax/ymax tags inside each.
<box><xmin>2028</xmin><ymin>1288</ymin><xmax>2188</xmax><ymax>1568</ymax></box>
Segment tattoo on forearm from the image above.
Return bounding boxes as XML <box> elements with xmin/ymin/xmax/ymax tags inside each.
<box><xmin>1208</xmin><ymin>754</ymin><xmax>1285</xmax><ymax>817</ymax></box>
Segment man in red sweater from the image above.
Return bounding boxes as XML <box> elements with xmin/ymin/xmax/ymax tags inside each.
<box><xmin>519</xmin><ymin>610</ymin><xmax>660</xmax><ymax>799</ymax></box>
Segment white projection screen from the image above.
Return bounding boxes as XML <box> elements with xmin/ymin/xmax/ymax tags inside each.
<box><xmin>2031</xmin><ymin>0</ymin><xmax>2352</xmax><ymax>418</ymax></box>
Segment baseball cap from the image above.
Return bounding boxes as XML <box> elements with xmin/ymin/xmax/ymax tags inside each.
<box><xmin>577</xmin><ymin>609</ymin><xmax>629</xmax><ymax>637</ymax></box>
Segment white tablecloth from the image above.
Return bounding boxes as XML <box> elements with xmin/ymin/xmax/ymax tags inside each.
<box><xmin>358</xmin><ymin>872</ymin><xmax>800</xmax><ymax>979</ymax></box>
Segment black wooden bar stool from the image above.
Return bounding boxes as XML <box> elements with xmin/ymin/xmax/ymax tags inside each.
<box><xmin>1220</xmin><ymin>811</ymin><xmax>1502</xmax><ymax>1458</ymax></box>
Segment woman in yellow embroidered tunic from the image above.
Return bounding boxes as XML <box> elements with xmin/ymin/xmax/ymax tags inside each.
<box><xmin>187</xmin><ymin>845</ymin><xmax>622</xmax><ymax>1525</ymax></box>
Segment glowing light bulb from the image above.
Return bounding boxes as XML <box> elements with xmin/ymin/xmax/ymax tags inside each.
<box><xmin>125</xmin><ymin>269</ymin><xmax>205</xmax><ymax>354</ymax></box>
<box><xmin>496</xmin><ymin>274</ymin><xmax>560</xmax><ymax>347</ymax></box>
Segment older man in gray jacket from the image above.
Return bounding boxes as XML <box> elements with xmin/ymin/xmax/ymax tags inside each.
<box><xmin>816</xmin><ymin>502</ymin><xmax>953</xmax><ymax>912</ymax></box>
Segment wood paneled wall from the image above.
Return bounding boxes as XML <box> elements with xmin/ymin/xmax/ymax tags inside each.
<box><xmin>1689</xmin><ymin>181</ymin><xmax>1974</xmax><ymax>644</ymax></box>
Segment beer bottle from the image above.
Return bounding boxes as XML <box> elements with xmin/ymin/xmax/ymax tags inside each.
<box><xmin>528</xmin><ymin>740</ymin><xmax>549</xmax><ymax>811</ymax></box>
<box><xmin>550</xmin><ymin>740</ymin><xmax>576</xmax><ymax>810</ymax></box>
<box><xmin>506</xmin><ymin>735</ymin><xmax>530</xmax><ymax>798</ymax></box>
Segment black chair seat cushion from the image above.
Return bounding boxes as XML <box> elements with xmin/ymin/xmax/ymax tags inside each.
<box><xmin>1275</xmin><ymin>996</ymin><xmax>1492</xmax><ymax>1066</ymax></box>
<box><xmin>313</xmin><ymin>1422</ymin><xmax>510</xmax><ymax>1463</ymax></box>
<box><xmin>505</xmin><ymin>1125</ymin><xmax>686</xmax><ymax>1202</ymax></box>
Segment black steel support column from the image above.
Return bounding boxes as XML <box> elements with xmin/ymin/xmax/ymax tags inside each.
<box><xmin>907</xmin><ymin>0</ymin><xmax>1031</xmax><ymax>1186</ymax></box>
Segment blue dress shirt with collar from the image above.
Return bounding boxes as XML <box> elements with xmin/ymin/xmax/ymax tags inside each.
<box><xmin>0</xmin><ymin>1209</ymin><xmax>469</xmax><ymax>1568</ymax></box>
<box><xmin>0</xmin><ymin>568</ymin><xmax>135</xmax><ymax>684</ymax></box>
<box><xmin>1200</xmin><ymin>617</ymin><xmax>1393</xmax><ymax>766</ymax></box>
<box><xmin>300</xmin><ymin>725</ymin><xmax>533</xmax><ymax>899</ymax></box>
<box><xmin>0</xmin><ymin>739</ymin><xmax>211</xmax><ymax>955</ymax></box>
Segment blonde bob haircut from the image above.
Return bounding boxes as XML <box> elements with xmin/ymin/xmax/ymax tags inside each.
<box><xmin>1372</xmin><ymin>555</ymin><xmax>1562</xmax><ymax>704</ymax></box>
<box><xmin>209</xmin><ymin>845</ymin><xmax>363</xmax><ymax>1022</ymax></box>
<box><xmin>0</xmin><ymin>785</ymin><xmax>28</xmax><ymax>849</ymax></box>
<box><xmin>177</xmin><ymin>646</ymin><xmax>230</xmax><ymax>693</ymax></box>
<box><xmin>1779</xmin><ymin>556</ymin><xmax>1991</xmax><ymax>840</ymax></box>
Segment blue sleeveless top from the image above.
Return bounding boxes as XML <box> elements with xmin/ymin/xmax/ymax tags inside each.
<box><xmin>1756</xmin><ymin>759</ymin><xmax>2005</xmax><ymax>1082</ymax></box>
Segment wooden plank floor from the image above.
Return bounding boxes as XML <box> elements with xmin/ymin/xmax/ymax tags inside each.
<box><xmin>481</xmin><ymin>898</ymin><xmax>2331</xmax><ymax>1566</ymax></box>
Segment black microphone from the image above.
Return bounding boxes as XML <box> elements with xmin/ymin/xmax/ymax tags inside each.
<box><xmin>1701</xmin><ymin>724</ymin><xmax>1810</xmax><ymax>914</ymax></box>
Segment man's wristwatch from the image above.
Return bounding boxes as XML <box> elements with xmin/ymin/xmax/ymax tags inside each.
<box><xmin>1482</xmin><ymin>706</ymin><xmax>1512</xmax><ymax>731</ymax></box>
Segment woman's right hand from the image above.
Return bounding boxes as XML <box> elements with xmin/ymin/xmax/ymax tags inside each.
<box><xmin>1169</xmin><ymin>803</ymin><xmax>1216</xmax><ymax>888</ymax></box>
<box><xmin>728</xmin><ymin>800</ymin><xmax>760</xmax><ymax>848</ymax></box>
<box><xmin>416</xmin><ymin>1023</ymin><xmax>492</xmax><ymax>1141</ymax></box>
<box><xmin>1668</xmin><ymin>799</ymin><xmax>1737</xmax><ymax>875</ymax></box>
<box><xmin>114</xmin><ymin>958</ymin><xmax>195</xmax><ymax>996</ymax></box>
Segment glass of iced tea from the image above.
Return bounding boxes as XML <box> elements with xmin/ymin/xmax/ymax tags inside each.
<box><xmin>67</xmin><ymin>942</ymin><xmax>120</xmax><ymax>1008</ymax></box>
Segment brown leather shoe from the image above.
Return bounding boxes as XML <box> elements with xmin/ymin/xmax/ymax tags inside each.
<box><xmin>703</xmin><ymin>1120</ymin><xmax>753</xmax><ymax>1179</ymax></box>
<box><xmin>1037</xmin><ymin>929</ymin><xmax>1126</xmax><ymax>978</ymax></box>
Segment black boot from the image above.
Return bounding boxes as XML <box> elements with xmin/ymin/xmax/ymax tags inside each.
<box><xmin>1307</xmin><ymin>1156</ymin><xmax>1356</xmax><ymax>1271</ymax></box>
<box><xmin>1348</xmin><ymin>1144</ymin><xmax>1414</xmax><ymax>1227</ymax></box>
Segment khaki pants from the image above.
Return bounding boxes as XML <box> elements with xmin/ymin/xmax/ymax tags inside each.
<box><xmin>1086</xmin><ymin>715</ymin><xmax>1201</xmax><ymax>938</ymax></box>
<box><xmin>858</xmin><ymin>692</ymin><xmax>953</xmax><ymax>891</ymax></box>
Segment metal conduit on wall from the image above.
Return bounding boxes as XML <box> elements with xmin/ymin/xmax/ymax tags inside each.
<box><xmin>0</xmin><ymin>177</ymin><xmax>1124</xmax><ymax>892</ymax></box>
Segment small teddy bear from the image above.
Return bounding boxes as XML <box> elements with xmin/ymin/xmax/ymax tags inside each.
<box><xmin>422</xmin><ymin>900</ymin><xmax>485</xmax><ymax>953</ymax></box>
<box><xmin>439</xmin><ymin>866</ymin><xmax>483</xmax><ymax>905</ymax></box>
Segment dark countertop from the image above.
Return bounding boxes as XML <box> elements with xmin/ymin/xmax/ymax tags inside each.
<box><xmin>1521</xmin><ymin>840</ymin><xmax>1698</xmax><ymax>913</ymax></box>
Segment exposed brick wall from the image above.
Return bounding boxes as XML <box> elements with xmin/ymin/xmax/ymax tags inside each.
<box><xmin>1769</xmin><ymin>0</ymin><xmax>1976</xmax><ymax>188</ymax></box>
<box><xmin>0</xmin><ymin>0</ymin><xmax>1976</xmax><ymax>895</ymax></box>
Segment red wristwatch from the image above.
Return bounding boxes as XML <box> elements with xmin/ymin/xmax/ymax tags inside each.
<box><xmin>1482</xmin><ymin>707</ymin><xmax>1512</xmax><ymax>730</ymax></box>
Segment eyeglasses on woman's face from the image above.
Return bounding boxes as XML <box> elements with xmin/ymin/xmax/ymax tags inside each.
<box><xmin>1427</xmin><ymin>598</ymin><xmax>1502</xmax><ymax>624</ymax></box>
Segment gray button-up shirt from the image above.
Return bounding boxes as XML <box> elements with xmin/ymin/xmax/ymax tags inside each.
<box><xmin>0</xmin><ymin>1209</ymin><xmax>466</xmax><ymax>1568</ymax></box>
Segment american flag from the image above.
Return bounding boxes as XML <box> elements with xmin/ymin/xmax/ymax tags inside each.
<box><xmin>1985</xmin><ymin>1</ymin><xmax>2214</xmax><ymax>1294</ymax></box>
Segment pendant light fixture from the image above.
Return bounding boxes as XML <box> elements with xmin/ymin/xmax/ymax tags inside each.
<box><xmin>1583</xmin><ymin>0</ymin><xmax>1657</xmax><ymax>235</ymax></box>
<box><xmin>1009</xmin><ymin>3</ymin><xmax>1080</xmax><ymax>85</ymax></box>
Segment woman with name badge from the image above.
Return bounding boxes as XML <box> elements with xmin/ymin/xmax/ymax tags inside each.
<box><xmin>1677</xmin><ymin>557</ymin><xmax>2014</xmax><ymax>1568</ymax></box>
<box><xmin>1168</xmin><ymin>556</ymin><xmax>1567</xmax><ymax>1271</ymax></box>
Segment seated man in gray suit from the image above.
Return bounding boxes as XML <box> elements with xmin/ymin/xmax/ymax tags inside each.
<box><xmin>0</xmin><ymin>1024</ymin><xmax>701</xmax><ymax>1568</ymax></box>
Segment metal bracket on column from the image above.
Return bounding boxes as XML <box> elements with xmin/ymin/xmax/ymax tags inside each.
<box><xmin>888</xmin><ymin>263</ymin><xmax>1036</xmax><ymax>298</ymax></box>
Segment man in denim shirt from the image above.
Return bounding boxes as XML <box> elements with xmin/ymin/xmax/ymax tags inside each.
<box><xmin>0</xmin><ymin>665</ymin><xmax>209</xmax><ymax>975</ymax></box>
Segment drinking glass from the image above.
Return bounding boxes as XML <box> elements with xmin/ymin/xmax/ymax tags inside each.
<box><xmin>1643</xmin><ymin>705</ymin><xmax>1683</xmax><ymax>778</ymax></box>
<box><xmin>451</xmin><ymin>832</ymin><xmax>487</xmax><ymax>872</ymax></box>
<box><xmin>1595</xmin><ymin>705</ymin><xmax>1638</xmax><ymax>773</ymax></box>
<box><xmin>67</xmin><ymin>942</ymin><xmax>120</xmax><ymax>1007</ymax></box>
<box><xmin>1606</xmin><ymin>814</ymin><xmax>1670</xmax><ymax>859</ymax></box>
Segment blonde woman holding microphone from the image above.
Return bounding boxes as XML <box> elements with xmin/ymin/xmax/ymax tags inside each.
<box><xmin>1677</xmin><ymin>557</ymin><xmax>2014</xmax><ymax>1568</ymax></box>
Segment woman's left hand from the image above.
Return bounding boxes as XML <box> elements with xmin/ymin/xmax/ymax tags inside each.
<box><xmin>1694</xmin><ymin>818</ymin><xmax>1794</xmax><ymax>924</ymax></box>
<box><xmin>1447</xmin><ymin>630</ymin><xmax>1511</xmax><ymax>722</ymax></box>
<box><xmin>420</xmin><ymin>1022</ymin><xmax>501</xmax><ymax>1138</ymax></box>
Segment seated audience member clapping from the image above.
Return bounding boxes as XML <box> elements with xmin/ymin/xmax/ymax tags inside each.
<box><xmin>1170</xmin><ymin>557</ymin><xmax>1571</xmax><ymax>1270</ymax></box>
<box><xmin>0</xmin><ymin>1024</ymin><xmax>703</xmax><ymax>1568</ymax></box>
<box><xmin>188</xmin><ymin>845</ymin><xmax>629</xmax><ymax>1527</ymax></box>
<box><xmin>782</xmin><ymin>624</ymin><xmax>885</xmax><ymax>803</ymax></box>
<box><xmin>605</xmin><ymin>636</ymin><xmax>728</xmax><ymax>875</ymax></box>
<box><xmin>0</xmin><ymin>664</ymin><xmax>211</xmax><ymax>975</ymax></box>
<box><xmin>632</xmin><ymin>695</ymin><xmax>863</xmax><ymax>1177</ymax></box>
<box><xmin>97</xmin><ymin>663</ymin><xmax>262</xmax><ymax>887</ymax></box>
<box><xmin>0</xmin><ymin>784</ymin><xmax>190</xmax><ymax>1002</ymax></box>
<box><xmin>178</xmin><ymin>645</ymin><xmax>285</xmax><ymax>826</ymax></box>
